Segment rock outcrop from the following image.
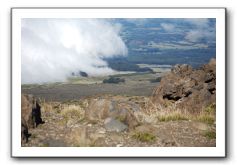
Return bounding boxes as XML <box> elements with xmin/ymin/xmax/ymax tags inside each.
<box><xmin>21</xmin><ymin>95</ymin><xmax>35</xmax><ymax>126</ymax></box>
<box><xmin>21</xmin><ymin>94</ymin><xmax>44</xmax><ymax>143</ymax></box>
<box><xmin>152</xmin><ymin>58</ymin><xmax>216</xmax><ymax>113</ymax></box>
<box><xmin>21</xmin><ymin>94</ymin><xmax>34</xmax><ymax>143</ymax></box>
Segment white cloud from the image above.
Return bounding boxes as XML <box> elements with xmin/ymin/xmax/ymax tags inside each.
<box><xmin>21</xmin><ymin>19</ymin><xmax>128</xmax><ymax>84</ymax></box>
<box><xmin>184</xmin><ymin>18</ymin><xmax>215</xmax><ymax>43</ymax></box>
<box><xmin>185</xmin><ymin>30</ymin><xmax>204</xmax><ymax>42</ymax></box>
<box><xmin>160</xmin><ymin>23</ymin><xmax>175</xmax><ymax>32</ymax></box>
<box><xmin>184</xmin><ymin>18</ymin><xmax>209</xmax><ymax>28</ymax></box>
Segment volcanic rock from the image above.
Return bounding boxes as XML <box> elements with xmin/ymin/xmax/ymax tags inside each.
<box><xmin>152</xmin><ymin>58</ymin><xmax>216</xmax><ymax>112</ymax></box>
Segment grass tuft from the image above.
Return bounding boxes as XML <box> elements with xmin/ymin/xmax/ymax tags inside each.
<box><xmin>158</xmin><ymin>112</ymin><xmax>189</xmax><ymax>122</ymax></box>
<box><xmin>195</xmin><ymin>103</ymin><xmax>216</xmax><ymax>124</ymax></box>
<box><xmin>60</xmin><ymin>104</ymin><xmax>85</xmax><ymax>125</ymax></box>
<box><xmin>132</xmin><ymin>132</ymin><xmax>156</xmax><ymax>142</ymax></box>
<box><xmin>196</xmin><ymin>114</ymin><xmax>215</xmax><ymax>125</ymax></box>
<box><xmin>39</xmin><ymin>143</ymin><xmax>49</xmax><ymax>147</ymax></box>
<box><xmin>204</xmin><ymin>130</ymin><xmax>216</xmax><ymax>139</ymax></box>
<box><xmin>204</xmin><ymin>103</ymin><xmax>216</xmax><ymax>114</ymax></box>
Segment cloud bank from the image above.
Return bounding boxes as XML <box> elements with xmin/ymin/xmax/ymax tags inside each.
<box><xmin>21</xmin><ymin>19</ymin><xmax>128</xmax><ymax>84</ymax></box>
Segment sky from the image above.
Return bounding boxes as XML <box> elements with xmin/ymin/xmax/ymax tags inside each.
<box><xmin>21</xmin><ymin>18</ymin><xmax>216</xmax><ymax>84</ymax></box>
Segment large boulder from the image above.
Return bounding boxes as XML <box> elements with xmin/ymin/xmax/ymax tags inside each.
<box><xmin>85</xmin><ymin>99</ymin><xmax>139</xmax><ymax>129</ymax></box>
<box><xmin>152</xmin><ymin>59</ymin><xmax>216</xmax><ymax>113</ymax></box>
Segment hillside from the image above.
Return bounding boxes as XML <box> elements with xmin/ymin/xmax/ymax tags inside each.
<box><xmin>21</xmin><ymin>60</ymin><xmax>216</xmax><ymax>147</ymax></box>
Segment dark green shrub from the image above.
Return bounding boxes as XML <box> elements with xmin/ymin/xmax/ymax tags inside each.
<box><xmin>103</xmin><ymin>77</ymin><xmax>125</xmax><ymax>84</ymax></box>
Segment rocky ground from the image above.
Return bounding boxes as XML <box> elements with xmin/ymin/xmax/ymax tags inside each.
<box><xmin>22</xmin><ymin>95</ymin><xmax>216</xmax><ymax>147</ymax></box>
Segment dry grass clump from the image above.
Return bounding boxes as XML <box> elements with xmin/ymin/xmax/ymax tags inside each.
<box><xmin>195</xmin><ymin>114</ymin><xmax>215</xmax><ymax>124</ymax></box>
<box><xmin>60</xmin><ymin>104</ymin><xmax>85</xmax><ymax>125</ymax></box>
<box><xmin>132</xmin><ymin>132</ymin><xmax>156</xmax><ymax>142</ymax></box>
<box><xmin>138</xmin><ymin>99</ymin><xmax>215</xmax><ymax>124</ymax></box>
<box><xmin>138</xmin><ymin>99</ymin><xmax>190</xmax><ymax>123</ymax></box>
<box><xmin>158</xmin><ymin>111</ymin><xmax>189</xmax><ymax>122</ymax></box>
<box><xmin>40</xmin><ymin>101</ymin><xmax>86</xmax><ymax>126</ymax></box>
<box><xmin>39</xmin><ymin>143</ymin><xmax>49</xmax><ymax>147</ymax></box>
<box><xmin>195</xmin><ymin>103</ymin><xmax>215</xmax><ymax>124</ymax></box>
<box><xmin>41</xmin><ymin>102</ymin><xmax>60</xmax><ymax>117</ymax></box>
<box><xmin>62</xmin><ymin>99</ymin><xmax>89</xmax><ymax>109</ymax></box>
<box><xmin>204</xmin><ymin>103</ymin><xmax>216</xmax><ymax>114</ymax></box>
<box><xmin>68</xmin><ymin>127</ymin><xmax>91</xmax><ymax>147</ymax></box>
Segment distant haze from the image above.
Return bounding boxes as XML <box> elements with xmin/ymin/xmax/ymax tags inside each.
<box><xmin>21</xmin><ymin>19</ymin><xmax>128</xmax><ymax>84</ymax></box>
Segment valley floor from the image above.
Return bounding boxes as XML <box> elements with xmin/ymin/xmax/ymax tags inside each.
<box><xmin>22</xmin><ymin>82</ymin><xmax>159</xmax><ymax>102</ymax></box>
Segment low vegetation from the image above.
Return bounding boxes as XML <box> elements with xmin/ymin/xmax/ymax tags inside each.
<box><xmin>132</xmin><ymin>132</ymin><xmax>156</xmax><ymax>142</ymax></box>
<box><xmin>204</xmin><ymin>130</ymin><xmax>216</xmax><ymax>139</ymax></box>
<box><xmin>195</xmin><ymin>114</ymin><xmax>215</xmax><ymax>125</ymax></box>
<box><xmin>150</xmin><ymin>77</ymin><xmax>162</xmax><ymax>83</ymax></box>
<box><xmin>195</xmin><ymin>103</ymin><xmax>216</xmax><ymax>124</ymax></box>
<box><xmin>103</xmin><ymin>77</ymin><xmax>125</xmax><ymax>84</ymax></box>
<box><xmin>79</xmin><ymin>71</ymin><xmax>88</xmax><ymax>77</ymax></box>
<box><xmin>158</xmin><ymin>112</ymin><xmax>189</xmax><ymax>122</ymax></box>
<box><xmin>141</xmin><ymin>100</ymin><xmax>216</xmax><ymax>125</ymax></box>
<box><xmin>60</xmin><ymin>104</ymin><xmax>85</xmax><ymax>125</ymax></box>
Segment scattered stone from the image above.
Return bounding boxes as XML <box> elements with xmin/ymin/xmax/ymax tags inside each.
<box><xmin>97</xmin><ymin>128</ymin><xmax>106</xmax><ymax>134</ymax></box>
<box><xmin>87</xmin><ymin>124</ymin><xmax>92</xmax><ymax>127</ymax></box>
<box><xmin>116</xmin><ymin>144</ymin><xmax>123</xmax><ymax>147</ymax></box>
<box><xmin>104</xmin><ymin>118</ymin><xmax>128</xmax><ymax>132</ymax></box>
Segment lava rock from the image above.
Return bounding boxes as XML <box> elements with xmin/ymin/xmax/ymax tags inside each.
<box><xmin>152</xmin><ymin>58</ymin><xmax>216</xmax><ymax>112</ymax></box>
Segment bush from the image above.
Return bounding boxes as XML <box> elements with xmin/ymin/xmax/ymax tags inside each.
<box><xmin>150</xmin><ymin>77</ymin><xmax>162</xmax><ymax>83</ymax></box>
<box><xmin>79</xmin><ymin>71</ymin><xmax>88</xmax><ymax>77</ymax></box>
<box><xmin>103</xmin><ymin>77</ymin><xmax>125</xmax><ymax>84</ymax></box>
